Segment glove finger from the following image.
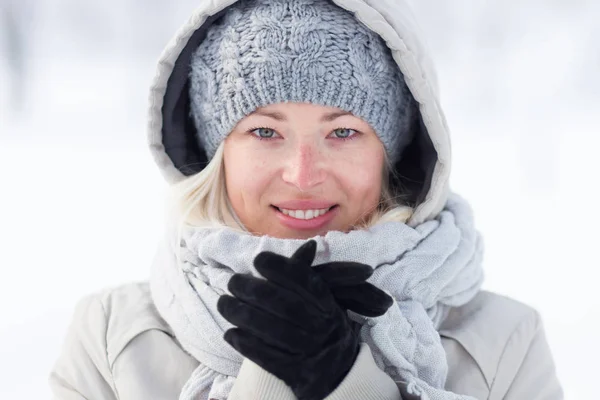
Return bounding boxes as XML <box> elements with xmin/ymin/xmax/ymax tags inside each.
<box><xmin>331</xmin><ymin>283</ymin><xmax>394</xmax><ymax>317</ymax></box>
<box><xmin>253</xmin><ymin>240</ymin><xmax>316</xmax><ymax>290</ymax></box>
<box><xmin>290</xmin><ymin>239</ymin><xmax>317</xmax><ymax>265</ymax></box>
<box><xmin>253</xmin><ymin>251</ymin><xmax>312</xmax><ymax>293</ymax></box>
<box><xmin>224</xmin><ymin>328</ymin><xmax>299</xmax><ymax>376</ymax></box>
<box><xmin>254</xmin><ymin>250</ymin><xmax>333</xmax><ymax>310</ymax></box>
<box><xmin>228</xmin><ymin>274</ymin><xmax>323</xmax><ymax>329</ymax></box>
<box><xmin>217</xmin><ymin>295</ymin><xmax>314</xmax><ymax>353</ymax></box>
<box><xmin>312</xmin><ymin>262</ymin><xmax>373</xmax><ymax>287</ymax></box>
<box><xmin>350</xmin><ymin>319</ymin><xmax>364</xmax><ymax>337</ymax></box>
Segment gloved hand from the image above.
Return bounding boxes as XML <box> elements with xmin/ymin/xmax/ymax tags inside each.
<box><xmin>217</xmin><ymin>240</ymin><xmax>393</xmax><ymax>400</ymax></box>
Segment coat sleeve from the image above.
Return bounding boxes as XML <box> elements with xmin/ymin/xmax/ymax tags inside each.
<box><xmin>491</xmin><ymin>310</ymin><xmax>564</xmax><ymax>399</ymax></box>
<box><xmin>49</xmin><ymin>295</ymin><xmax>119</xmax><ymax>400</ymax></box>
<box><xmin>227</xmin><ymin>343</ymin><xmax>401</xmax><ymax>400</ymax></box>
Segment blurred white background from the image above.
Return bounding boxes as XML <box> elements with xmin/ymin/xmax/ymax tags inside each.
<box><xmin>1</xmin><ymin>0</ymin><xmax>599</xmax><ymax>398</ymax></box>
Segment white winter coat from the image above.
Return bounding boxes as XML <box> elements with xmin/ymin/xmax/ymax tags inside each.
<box><xmin>50</xmin><ymin>0</ymin><xmax>563</xmax><ymax>398</ymax></box>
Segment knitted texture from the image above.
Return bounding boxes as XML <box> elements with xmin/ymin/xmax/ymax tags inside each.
<box><xmin>150</xmin><ymin>193</ymin><xmax>484</xmax><ymax>400</ymax></box>
<box><xmin>189</xmin><ymin>0</ymin><xmax>417</xmax><ymax>163</ymax></box>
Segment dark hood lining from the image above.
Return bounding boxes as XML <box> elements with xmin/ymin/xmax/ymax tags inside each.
<box><xmin>161</xmin><ymin>11</ymin><xmax>228</xmax><ymax>176</ymax></box>
<box><xmin>392</xmin><ymin>116</ymin><xmax>436</xmax><ymax>207</ymax></box>
<box><xmin>161</xmin><ymin>6</ymin><xmax>436</xmax><ymax>208</ymax></box>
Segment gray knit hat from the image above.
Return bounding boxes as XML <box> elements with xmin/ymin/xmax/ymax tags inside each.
<box><xmin>189</xmin><ymin>0</ymin><xmax>417</xmax><ymax>163</ymax></box>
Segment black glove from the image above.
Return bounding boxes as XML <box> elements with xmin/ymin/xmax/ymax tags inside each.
<box><xmin>217</xmin><ymin>240</ymin><xmax>393</xmax><ymax>400</ymax></box>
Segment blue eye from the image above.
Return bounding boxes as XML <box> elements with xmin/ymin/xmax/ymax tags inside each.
<box><xmin>249</xmin><ymin>127</ymin><xmax>277</xmax><ymax>139</ymax></box>
<box><xmin>332</xmin><ymin>128</ymin><xmax>358</xmax><ymax>139</ymax></box>
<box><xmin>248</xmin><ymin>127</ymin><xmax>360</xmax><ymax>141</ymax></box>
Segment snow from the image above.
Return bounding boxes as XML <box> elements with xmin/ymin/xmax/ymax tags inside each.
<box><xmin>1</xmin><ymin>0</ymin><xmax>599</xmax><ymax>398</ymax></box>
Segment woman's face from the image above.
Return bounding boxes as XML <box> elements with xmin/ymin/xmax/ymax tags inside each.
<box><xmin>223</xmin><ymin>102</ymin><xmax>385</xmax><ymax>239</ymax></box>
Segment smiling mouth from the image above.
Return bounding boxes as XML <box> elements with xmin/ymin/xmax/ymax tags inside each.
<box><xmin>271</xmin><ymin>205</ymin><xmax>338</xmax><ymax>220</ymax></box>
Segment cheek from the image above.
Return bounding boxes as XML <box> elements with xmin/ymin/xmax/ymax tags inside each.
<box><xmin>224</xmin><ymin>144</ymin><xmax>274</xmax><ymax>207</ymax></box>
<box><xmin>354</xmin><ymin>167</ymin><xmax>383</xmax><ymax>206</ymax></box>
<box><xmin>339</xmin><ymin>149</ymin><xmax>384</xmax><ymax>201</ymax></box>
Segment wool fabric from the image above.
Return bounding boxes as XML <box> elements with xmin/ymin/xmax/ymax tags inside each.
<box><xmin>189</xmin><ymin>0</ymin><xmax>418</xmax><ymax>163</ymax></box>
<box><xmin>150</xmin><ymin>193</ymin><xmax>484</xmax><ymax>400</ymax></box>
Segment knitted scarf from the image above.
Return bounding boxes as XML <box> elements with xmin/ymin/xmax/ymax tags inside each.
<box><xmin>150</xmin><ymin>193</ymin><xmax>484</xmax><ymax>400</ymax></box>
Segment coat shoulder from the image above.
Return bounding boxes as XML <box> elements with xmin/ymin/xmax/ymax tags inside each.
<box><xmin>88</xmin><ymin>281</ymin><xmax>173</xmax><ymax>366</ymax></box>
<box><xmin>50</xmin><ymin>282</ymin><xmax>174</xmax><ymax>398</ymax></box>
<box><xmin>439</xmin><ymin>290</ymin><xmax>542</xmax><ymax>389</ymax></box>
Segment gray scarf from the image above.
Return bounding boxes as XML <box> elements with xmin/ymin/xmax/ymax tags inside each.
<box><xmin>150</xmin><ymin>193</ymin><xmax>484</xmax><ymax>400</ymax></box>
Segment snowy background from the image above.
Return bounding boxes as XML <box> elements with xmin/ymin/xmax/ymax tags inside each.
<box><xmin>1</xmin><ymin>0</ymin><xmax>599</xmax><ymax>398</ymax></box>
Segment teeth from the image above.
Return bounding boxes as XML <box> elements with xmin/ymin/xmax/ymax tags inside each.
<box><xmin>279</xmin><ymin>207</ymin><xmax>331</xmax><ymax>220</ymax></box>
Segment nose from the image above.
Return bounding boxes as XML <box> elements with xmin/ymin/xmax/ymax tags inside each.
<box><xmin>281</xmin><ymin>142</ymin><xmax>326</xmax><ymax>191</ymax></box>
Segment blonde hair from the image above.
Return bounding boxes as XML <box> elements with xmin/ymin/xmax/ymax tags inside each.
<box><xmin>166</xmin><ymin>141</ymin><xmax>414</xmax><ymax>239</ymax></box>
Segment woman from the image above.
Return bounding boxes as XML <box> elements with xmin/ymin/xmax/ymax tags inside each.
<box><xmin>49</xmin><ymin>0</ymin><xmax>563</xmax><ymax>399</ymax></box>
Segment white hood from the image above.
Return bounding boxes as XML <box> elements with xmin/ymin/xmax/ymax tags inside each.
<box><xmin>146</xmin><ymin>0</ymin><xmax>451</xmax><ymax>226</ymax></box>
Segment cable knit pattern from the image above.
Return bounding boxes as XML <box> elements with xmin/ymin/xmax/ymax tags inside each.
<box><xmin>150</xmin><ymin>193</ymin><xmax>484</xmax><ymax>400</ymax></box>
<box><xmin>188</xmin><ymin>0</ymin><xmax>417</xmax><ymax>162</ymax></box>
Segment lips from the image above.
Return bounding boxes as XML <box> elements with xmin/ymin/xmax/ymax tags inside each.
<box><xmin>272</xmin><ymin>200</ymin><xmax>338</xmax><ymax>210</ymax></box>
<box><xmin>272</xmin><ymin>205</ymin><xmax>337</xmax><ymax>218</ymax></box>
<box><xmin>272</xmin><ymin>204</ymin><xmax>339</xmax><ymax>230</ymax></box>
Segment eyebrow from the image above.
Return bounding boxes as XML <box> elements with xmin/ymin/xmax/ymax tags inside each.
<box><xmin>253</xmin><ymin>110</ymin><xmax>353</xmax><ymax>122</ymax></box>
